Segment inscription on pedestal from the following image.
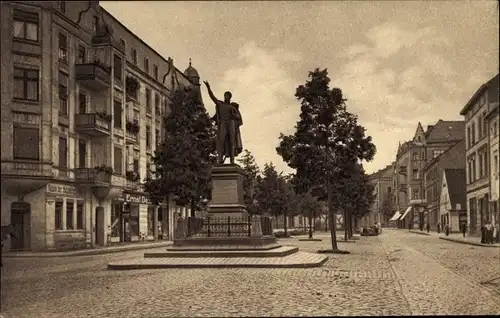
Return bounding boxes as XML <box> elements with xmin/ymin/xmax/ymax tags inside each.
<box><xmin>212</xmin><ymin>179</ymin><xmax>238</xmax><ymax>204</ymax></box>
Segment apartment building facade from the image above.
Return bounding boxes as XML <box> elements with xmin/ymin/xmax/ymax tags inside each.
<box><xmin>485</xmin><ymin>84</ymin><xmax>499</xmax><ymax>231</ymax></box>
<box><xmin>1</xmin><ymin>1</ymin><xmax>202</xmax><ymax>251</ymax></box>
<box><xmin>364</xmin><ymin>164</ymin><xmax>394</xmax><ymax>227</ymax></box>
<box><xmin>459</xmin><ymin>74</ymin><xmax>499</xmax><ymax>235</ymax></box>
<box><xmin>439</xmin><ymin>169</ymin><xmax>467</xmax><ymax>233</ymax></box>
<box><xmin>391</xmin><ymin>120</ymin><xmax>464</xmax><ymax>230</ymax></box>
<box><xmin>423</xmin><ymin>140</ymin><xmax>466</xmax><ymax>231</ymax></box>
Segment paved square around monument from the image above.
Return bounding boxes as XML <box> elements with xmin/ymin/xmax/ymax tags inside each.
<box><xmin>1</xmin><ymin>229</ymin><xmax>499</xmax><ymax>317</ymax></box>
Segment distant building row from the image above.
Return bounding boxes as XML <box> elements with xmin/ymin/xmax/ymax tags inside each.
<box><xmin>364</xmin><ymin>74</ymin><xmax>499</xmax><ymax>235</ymax></box>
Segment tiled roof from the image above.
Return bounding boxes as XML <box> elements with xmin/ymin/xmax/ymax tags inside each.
<box><xmin>426</xmin><ymin>120</ymin><xmax>465</xmax><ymax>142</ymax></box>
<box><xmin>422</xmin><ymin>140</ymin><xmax>465</xmax><ymax>172</ymax></box>
<box><xmin>459</xmin><ymin>73</ymin><xmax>499</xmax><ymax>115</ymax></box>
<box><xmin>444</xmin><ymin>169</ymin><xmax>466</xmax><ymax>210</ymax></box>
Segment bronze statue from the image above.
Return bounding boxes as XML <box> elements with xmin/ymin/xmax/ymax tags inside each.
<box><xmin>204</xmin><ymin>81</ymin><xmax>243</xmax><ymax>165</ymax></box>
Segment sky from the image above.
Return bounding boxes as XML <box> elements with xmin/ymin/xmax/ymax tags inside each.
<box><xmin>101</xmin><ymin>0</ymin><xmax>499</xmax><ymax>175</ymax></box>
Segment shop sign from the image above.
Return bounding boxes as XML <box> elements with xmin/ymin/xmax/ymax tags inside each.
<box><xmin>119</xmin><ymin>193</ymin><xmax>153</xmax><ymax>205</ymax></box>
<box><xmin>46</xmin><ymin>184</ymin><xmax>76</xmax><ymax>196</ymax></box>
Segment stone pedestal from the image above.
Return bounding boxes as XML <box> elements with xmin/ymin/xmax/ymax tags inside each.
<box><xmin>251</xmin><ymin>215</ymin><xmax>263</xmax><ymax>237</ymax></box>
<box><xmin>208</xmin><ymin>164</ymin><xmax>247</xmax><ymax>218</ymax></box>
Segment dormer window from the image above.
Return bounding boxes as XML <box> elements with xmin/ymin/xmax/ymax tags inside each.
<box><xmin>92</xmin><ymin>16</ymin><xmax>99</xmax><ymax>33</ymax></box>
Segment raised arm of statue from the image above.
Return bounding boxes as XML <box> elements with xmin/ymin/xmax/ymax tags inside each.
<box><xmin>204</xmin><ymin>81</ymin><xmax>221</xmax><ymax>105</ymax></box>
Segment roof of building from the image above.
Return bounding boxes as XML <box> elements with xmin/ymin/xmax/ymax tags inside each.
<box><xmin>459</xmin><ymin>73</ymin><xmax>499</xmax><ymax>115</ymax></box>
<box><xmin>444</xmin><ymin>169</ymin><xmax>466</xmax><ymax>210</ymax></box>
<box><xmin>369</xmin><ymin>164</ymin><xmax>394</xmax><ymax>180</ymax></box>
<box><xmin>422</xmin><ymin>139</ymin><xmax>465</xmax><ymax>172</ymax></box>
<box><xmin>184</xmin><ymin>58</ymin><xmax>200</xmax><ymax>79</ymax></box>
<box><xmin>425</xmin><ymin>120</ymin><xmax>465</xmax><ymax>142</ymax></box>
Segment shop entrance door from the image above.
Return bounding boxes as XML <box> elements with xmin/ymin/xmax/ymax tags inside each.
<box><xmin>10</xmin><ymin>202</ymin><xmax>31</xmax><ymax>250</ymax></box>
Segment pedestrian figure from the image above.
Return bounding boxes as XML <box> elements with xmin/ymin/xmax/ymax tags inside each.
<box><xmin>480</xmin><ymin>225</ymin><xmax>486</xmax><ymax>243</ymax></box>
<box><xmin>485</xmin><ymin>223</ymin><xmax>492</xmax><ymax>244</ymax></box>
<box><xmin>426</xmin><ymin>223</ymin><xmax>430</xmax><ymax>233</ymax></box>
<box><xmin>461</xmin><ymin>223</ymin><xmax>467</xmax><ymax>238</ymax></box>
<box><xmin>445</xmin><ymin>223</ymin><xmax>450</xmax><ymax>236</ymax></box>
<box><xmin>1</xmin><ymin>224</ymin><xmax>18</xmax><ymax>267</ymax></box>
<box><xmin>437</xmin><ymin>222</ymin><xmax>441</xmax><ymax>234</ymax></box>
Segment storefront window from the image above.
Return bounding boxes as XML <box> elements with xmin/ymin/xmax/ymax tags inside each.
<box><xmin>147</xmin><ymin>207</ymin><xmax>155</xmax><ymax>236</ymax></box>
<box><xmin>111</xmin><ymin>203</ymin><xmax>121</xmax><ymax>238</ymax></box>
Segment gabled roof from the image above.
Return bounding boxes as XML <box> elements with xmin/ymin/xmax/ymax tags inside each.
<box><xmin>369</xmin><ymin>164</ymin><xmax>394</xmax><ymax>180</ymax></box>
<box><xmin>422</xmin><ymin>139</ymin><xmax>465</xmax><ymax>172</ymax></box>
<box><xmin>444</xmin><ymin>169</ymin><xmax>466</xmax><ymax>210</ymax></box>
<box><xmin>426</xmin><ymin>120</ymin><xmax>465</xmax><ymax>142</ymax></box>
<box><xmin>459</xmin><ymin>74</ymin><xmax>499</xmax><ymax>115</ymax></box>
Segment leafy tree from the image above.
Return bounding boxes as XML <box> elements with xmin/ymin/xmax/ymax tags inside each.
<box><xmin>237</xmin><ymin>149</ymin><xmax>260</xmax><ymax>215</ymax></box>
<box><xmin>276</xmin><ymin>68</ymin><xmax>376</xmax><ymax>252</ymax></box>
<box><xmin>380</xmin><ymin>191</ymin><xmax>394</xmax><ymax>226</ymax></box>
<box><xmin>145</xmin><ymin>88</ymin><xmax>217</xmax><ymax>214</ymax></box>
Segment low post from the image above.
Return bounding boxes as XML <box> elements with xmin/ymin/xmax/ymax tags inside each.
<box><xmin>251</xmin><ymin>214</ymin><xmax>263</xmax><ymax>237</ymax></box>
<box><xmin>227</xmin><ymin>216</ymin><xmax>231</xmax><ymax>237</ymax></box>
<box><xmin>207</xmin><ymin>216</ymin><xmax>211</xmax><ymax>237</ymax></box>
<box><xmin>248</xmin><ymin>215</ymin><xmax>251</xmax><ymax>237</ymax></box>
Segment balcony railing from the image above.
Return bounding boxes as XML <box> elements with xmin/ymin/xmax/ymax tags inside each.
<box><xmin>409</xmin><ymin>199</ymin><xmax>427</xmax><ymax>206</ymax></box>
<box><xmin>75</xmin><ymin>113</ymin><xmax>111</xmax><ymax>136</ymax></box>
<box><xmin>125</xmin><ymin>130</ymin><xmax>138</xmax><ymax>142</ymax></box>
<box><xmin>74</xmin><ymin>168</ymin><xmax>111</xmax><ymax>185</ymax></box>
<box><xmin>75</xmin><ymin>62</ymin><xmax>111</xmax><ymax>90</ymax></box>
<box><xmin>399</xmin><ymin>184</ymin><xmax>408</xmax><ymax>193</ymax></box>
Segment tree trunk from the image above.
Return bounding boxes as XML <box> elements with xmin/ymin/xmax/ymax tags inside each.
<box><xmin>308</xmin><ymin>209</ymin><xmax>313</xmax><ymax>238</ymax></box>
<box><xmin>190</xmin><ymin>200</ymin><xmax>196</xmax><ymax>217</ymax></box>
<box><xmin>347</xmin><ymin>211</ymin><xmax>353</xmax><ymax>238</ymax></box>
<box><xmin>343</xmin><ymin>208</ymin><xmax>348</xmax><ymax>241</ymax></box>
<box><xmin>325</xmin><ymin>213</ymin><xmax>328</xmax><ymax>232</ymax></box>
<box><xmin>328</xmin><ymin>179</ymin><xmax>339</xmax><ymax>251</ymax></box>
<box><xmin>283</xmin><ymin>211</ymin><xmax>288</xmax><ymax>236</ymax></box>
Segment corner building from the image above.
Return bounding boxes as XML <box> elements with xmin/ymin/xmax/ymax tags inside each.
<box><xmin>1</xmin><ymin>1</ymin><xmax>203</xmax><ymax>251</ymax></box>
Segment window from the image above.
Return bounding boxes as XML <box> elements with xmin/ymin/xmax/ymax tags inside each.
<box><xmin>59</xmin><ymin>137</ymin><xmax>68</xmax><ymax>169</ymax></box>
<box><xmin>467</xmin><ymin>126</ymin><xmax>471</xmax><ymax>148</ymax></box>
<box><xmin>468</xmin><ymin>160</ymin><xmax>472</xmax><ymax>183</ymax></box>
<box><xmin>59</xmin><ymin>1</ymin><xmax>66</xmax><ymax>13</ymax></box>
<box><xmin>113</xmin><ymin>100</ymin><xmax>122</xmax><ymax>129</ymax></box>
<box><xmin>387</xmin><ymin>187</ymin><xmax>392</xmax><ymax>194</ymax></box>
<box><xmin>120</xmin><ymin>38</ymin><xmax>125</xmax><ymax>51</ymax></box>
<box><xmin>78</xmin><ymin>92</ymin><xmax>87</xmax><ymax>114</ymax></box>
<box><xmin>472</xmin><ymin>155</ymin><xmax>476</xmax><ymax>182</ymax></box>
<box><xmin>55</xmin><ymin>201</ymin><xmax>63</xmax><ymax>230</ymax></box>
<box><xmin>412</xmin><ymin>152</ymin><xmax>419</xmax><ymax>161</ymax></box>
<box><xmin>471</xmin><ymin>122</ymin><xmax>476</xmax><ymax>144</ymax></box>
<box><xmin>483</xmin><ymin>150</ymin><xmax>488</xmax><ymax>176</ymax></box>
<box><xmin>146</xmin><ymin>125</ymin><xmax>151</xmax><ymax>149</ymax></box>
<box><xmin>113</xmin><ymin>54</ymin><xmax>122</xmax><ymax>82</ymax></box>
<box><xmin>114</xmin><ymin>146</ymin><xmax>123</xmax><ymax>175</ymax></box>
<box><xmin>13</xmin><ymin>67</ymin><xmax>39</xmax><ymax>101</ymax></box>
<box><xmin>59</xmin><ymin>32</ymin><xmax>68</xmax><ymax>62</ymax></box>
<box><xmin>478</xmin><ymin>117</ymin><xmax>483</xmax><ymax>139</ymax></box>
<box><xmin>494</xmin><ymin>121</ymin><xmax>498</xmax><ymax>136</ymax></box>
<box><xmin>131</xmin><ymin>48</ymin><xmax>137</xmax><ymax>65</ymax></box>
<box><xmin>153</xmin><ymin>64</ymin><xmax>158</xmax><ymax>80</ymax></box>
<box><xmin>133</xmin><ymin>158</ymin><xmax>139</xmax><ymax>173</ymax></box>
<box><xmin>433</xmin><ymin>149</ymin><xmax>444</xmax><ymax>158</ymax></box>
<box><xmin>482</xmin><ymin>112</ymin><xmax>488</xmax><ymax>137</ymax></box>
<box><xmin>76</xmin><ymin>202</ymin><xmax>84</xmax><ymax>230</ymax></box>
<box><xmin>66</xmin><ymin>201</ymin><xmax>74</xmax><ymax>230</ymax></box>
<box><xmin>146</xmin><ymin>162</ymin><xmax>151</xmax><ymax>179</ymax></box>
<box><xmin>59</xmin><ymin>72</ymin><xmax>68</xmax><ymax>116</ymax></box>
<box><xmin>146</xmin><ymin>88</ymin><xmax>152</xmax><ymax>113</ymax></box>
<box><xmin>147</xmin><ymin>207</ymin><xmax>155</xmax><ymax>236</ymax></box>
<box><xmin>412</xmin><ymin>169</ymin><xmax>419</xmax><ymax>180</ymax></box>
<box><xmin>155</xmin><ymin>129</ymin><xmax>160</xmax><ymax>146</ymax></box>
<box><xmin>144</xmin><ymin>57</ymin><xmax>149</xmax><ymax>73</ymax></box>
<box><xmin>92</xmin><ymin>16</ymin><xmax>99</xmax><ymax>33</ymax></box>
<box><xmin>494</xmin><ymin>153</ymin><xmax>499</xmax><ymax>179</ymax></box>
<box><xmin>13</xmin><ymin>9</ymin><xmax>38</xmax><ymax>42</ymax></box>
<box><xmin>412</xmin><ymin>188</ymin><xmax>420</xmax><ymax>199</ymax></box>
<box><xmin>78</xmin><ymin>139</ymin><xmax>86</xmax><ymax>168</ymax></box>
<box><xmin>77</xmin><ymin>45</ymin><xmax>86</xmax><ymax>64</ymax></box>
<box><xmin>13</xmin><ymin>126</ymin><xmax>39</xmax><ymax>160</ymax></box>
<box><xmin>417</xmin><ymin>136</ymin><xmax>421</xmax><ymax>142</ymax></box>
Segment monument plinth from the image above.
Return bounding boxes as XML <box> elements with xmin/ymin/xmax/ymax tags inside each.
<box><xmin>207</xmin><ymin>164</ymin><xmax>247</xmax><ymax>217</ymax></box>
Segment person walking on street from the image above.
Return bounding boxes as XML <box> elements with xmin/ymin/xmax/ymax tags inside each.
<box><xmin>481</xmin><ymin>225</ymin><xmax>486</xmax><ymax>243</ymax></box>
<box><xmin>445</xmin><ymin>223</ymin><xmax>450</xmax><ymax>236</ymax></box>
<box><xmin>461</xmin><ymin>223</ymin><xmax>467</xmax><ymax>238</ymax></box>
<box><xmin>485</xmin><ymin>222</ymin><xmax>492</xmax><ymax>244</ymax></box>
<box><xmin>426</xmin><ymin>223</ymin><xmax>430</xmax><ymax>233</ymax></box>
<box><xmin>437</xmin><ymin>222</ymin><xmax>441</xmax><ymax>234</ymax></box>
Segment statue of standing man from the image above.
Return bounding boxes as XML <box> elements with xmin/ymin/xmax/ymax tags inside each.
<box><xmin>204</xmin><ymin>81</ymin><xmax>243</xmax><ymax>165</ymax></box>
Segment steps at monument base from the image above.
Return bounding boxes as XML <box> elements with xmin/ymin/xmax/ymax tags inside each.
<box><xmin>107</xmin><ymin>251</ymin><xmax>329</xmax><ymax>270</ymax></box>
<box><xmin>144</xmin><ymin>246</ymin><xmax>298</xmax><ymax>258</ymax></box>
<box><xmin>165</xmin><ymin>243</ymin><xmax>282</xmax><ymax>252</ymax></box>
<box><xmin>173</xmin><ymin>236</ymin><xmax>277</xmax><ymax>247</ymax></box>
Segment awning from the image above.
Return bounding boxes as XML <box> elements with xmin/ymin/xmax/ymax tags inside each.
<box><xmin>389</xmin><ymin>211</ymin><xmax>402</xmax><ymax>221</ymax></box>
<box><xmin>399</xmin><ymin>206</ymin><xmax>412</xmax><ymax>220</ymax></box>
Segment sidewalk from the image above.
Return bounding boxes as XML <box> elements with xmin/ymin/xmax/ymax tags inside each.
<box><xmin>3</xmin><ymin>240</ymin><xmax>173</xmax><ymax>258</ymax></box>
<box><xmin>406</xmin><ymin>229</ymin><xmax>499</xmax><ymax>248</ymax></box>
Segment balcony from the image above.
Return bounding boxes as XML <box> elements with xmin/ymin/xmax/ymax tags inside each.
<box><xmin>75</xmin><ymin>113</ymin><xmax>111</xmax><ymax>137</ymax></box>
<box><xmin>74</xmin><ymin>168</ymin><xmax>111</xmax><ymax>186</ymax></box>
<box><xmin>409</xmin><ymin>199</ymin><xmax>427</xmax><ymax>206</ymax></box>
<box><xmin>399</xmin><ymin>184</ymin><xmax>408</xmax><ymax>193</ymax></box>
<box><xmin>398</xmin><ymin>167</ymin><xmax>407</xmax><ymax>175</ymax></box>
<box><xmin>1</xmin><ymin>160</ymin><xmax>53</xmax><ymax>196</ymax></box>
<box><xmin>75</xmin><ymin>62</ymin><xmax>111</xmax><ymax>91</ymax></box>
<box><xmin>125</xmin><ymin>179</ymin><xmax>141</xmax><ymax>190</ymax></box>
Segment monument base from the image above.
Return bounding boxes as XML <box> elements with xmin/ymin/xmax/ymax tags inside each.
<box><xmin>207</xmin><ymin>164</ymin><xmax>248</xmax><ymax>218</ymax></box>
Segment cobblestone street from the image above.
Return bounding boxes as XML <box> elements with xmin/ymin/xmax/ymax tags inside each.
<box><xmin>1</xmin><ymin>229</ymin><xmax>499</xmax><ymax>317</ymax></box>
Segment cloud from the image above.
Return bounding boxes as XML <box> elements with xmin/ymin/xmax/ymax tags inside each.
<box><xmin>334</xmin><ymin>23</ymin><xmax>460</xmax><ymax>173</ymax></box>
<box><xmin>201</xmin><ymin>41</ymin><xmax>301</xmax><ymax>173</ymax></box>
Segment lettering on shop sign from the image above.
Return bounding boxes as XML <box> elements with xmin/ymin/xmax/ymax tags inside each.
<box><xmin>120</xmin><ymin>193</ymin><xmax>152</xmax><ymax>205</ymax></box>
<box><xmin>46</xmin><ymin>184</ymin><xmax>76</xmax><ymax>196</ymax></box>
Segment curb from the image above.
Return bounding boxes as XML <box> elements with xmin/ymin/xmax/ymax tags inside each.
<box><xmin>107</xmin><ymin>256</ymin><xmax>329</xmax><ymax>270</ymax></box>
<box><xmin>439</xmin><ymin>237</ymin><xmax>500</xmax><ymax>248</ymax></box>
<box><xmin>408</xmin><ymin>230</ymin><xmax>431</xmax><ymax>236</ymax></box>
<box><xmin>3</xmin><ymin>242</ymin><xmax>173</xmax><ymax>258</ymax></box>
<box><xmin>297</xmin><ymin>238</ymin><xmax>323</xmax><ymax>242</ymax></box>
<box><xmin>144</xmin><ymin>247</ymin><xmax>299</xmax><ymax>258</ymax></box>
